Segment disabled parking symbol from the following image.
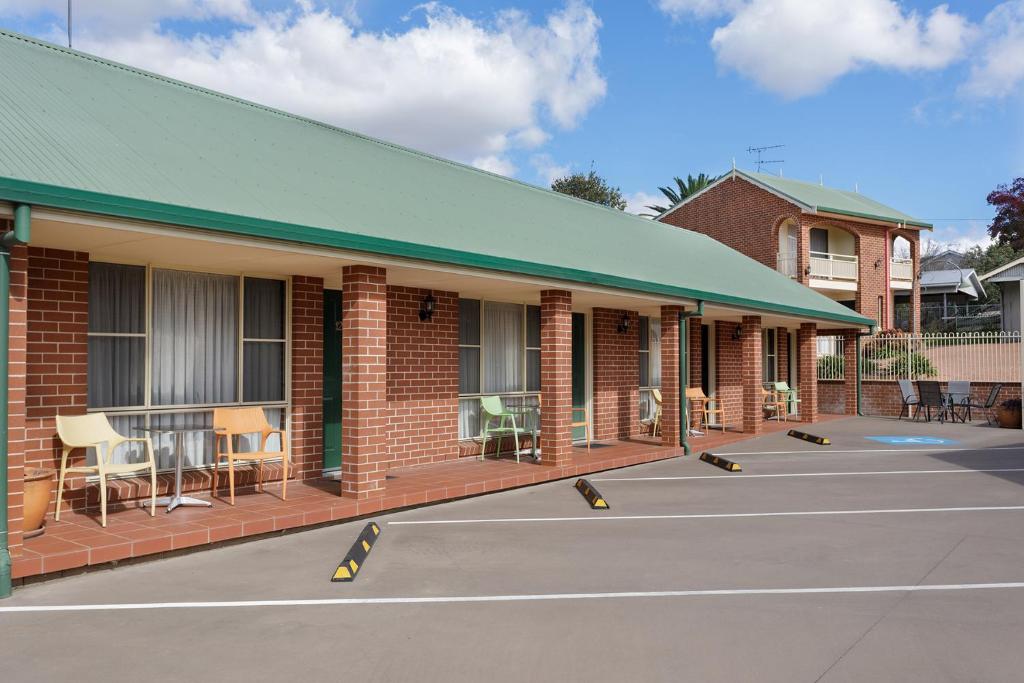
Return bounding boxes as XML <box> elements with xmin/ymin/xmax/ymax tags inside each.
<box><xmin>866</xmin><ymin>436</ymin><xmax>959</xmax><ymax>446</ymax></box>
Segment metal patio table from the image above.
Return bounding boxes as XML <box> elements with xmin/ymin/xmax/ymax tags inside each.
<box><xmin>136</xmin><ymin>426</ymin><xmax>214</xmax><ymax>513</ymax></box>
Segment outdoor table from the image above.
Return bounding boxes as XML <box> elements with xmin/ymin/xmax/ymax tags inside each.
<box><xmin>136</xmin><ymin>426</ymin><xmax>215</xmax><ymax>513</ymax></box>
<box><xmin>504</xmin><ymin>405</ymin><xmax>541</xmax><ymax>459</ymax></box>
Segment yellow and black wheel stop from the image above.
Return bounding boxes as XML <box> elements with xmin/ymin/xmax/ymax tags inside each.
<box><xmin>699</xmin><ymin>451</ymin><xmax>741</xmax><ymax>472</ymax></box>
<box><xmin>574</xmin><ymin>478</ymin><xmax>609</xmax><ymax>509</ymax></box>
<box><xmin>331</xmin><ymin>521</ymin><xmax>381</xmax><ymax>582</ymax></box>
<box><xmin>787</xmin><ymin>429</ymin><xmax>831</xmax><ymax>446</ymax></box>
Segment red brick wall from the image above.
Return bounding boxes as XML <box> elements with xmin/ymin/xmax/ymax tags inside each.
<box><xmin>777</xmin><ymin>327</ymin><xmax>789</xmax><ymax>383</ymax></box>
<box><xmin>660</xmin><ymin>306</ymin><xmax>683</xmax><ymax>447</ymax></box>
<box><xmin>540</xmin><ymin>290</ymin><xmax>573</xmax><ymax>466</ymax></box>
<box><xmin>6</xmin><ymin>243</ymin><xmax>27</xmax><ymax>558</ymax></box>
<box><xmin>741</xmin><ymin>316</ymin><xmax>763</xmax><ymax>434</ymax></box>
<box><xmin>592</xmin><ymin>308</ymin><xmax>640</xmax><ymax>440</ymax></box>
<box><xmin>291</xmin><ymin>276</ymin><xmax>324</xmax><ymax>480</ymax></box>
<box><xmin>715</xmin><ymin>321</ymin><xmax>742</xmax><ymax>430</ymax></box>
<box><xmin>340</xmin><ymin>266</ymin><xmax>388</xmax><ymax>499</ymax></box>
<box><xmin>817</xmin><ymin>381</ymin><xmax>845</xmax><ymax>414</ymax></box>
<box><xmin>688</xmin><ymin>317</ymin><xmax>702</xmax><ymax>388</ymax></box>
<box><xmin>385</xmin><ymin>286</ymin><xmax>459</xmax><ymax>468</ymax></box>
<box><xmin>24</xmin><ymin>248</ymin><xmax>89</xmax><ymax>511</ymax></box>
<box><xmin>659</xmin><ymin>175</ymin><xmax>798</xmax><ymax>270</ymax></box>
<box><xmin>798</xmin><ymin>323</ymin><xmax>819</xmax><ymax>423</ymax></box>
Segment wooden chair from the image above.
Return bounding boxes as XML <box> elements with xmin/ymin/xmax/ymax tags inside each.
<box><xmin>212</xmin><ymin>407</ymin><xmax>289</xmax><ymax>505</ymax></box>
<box><xmin>762</xmin><ymin>387</ymin><xmax>787</xmax><ymax>421</ymax></box>
<box><xmin>571</xmin><ymin>406</ymin><xmax>591</xmax><ymax>451</ymax></box>
<box><xmin>55</xmin><ymin>413</ymin><xmax>157</xmax><ymax>528</ymax></box>
<box><xmin>648</xmin><ymin>388</ymin><xmax>664</xmax><ymax>436</ymax></box>
<box><xmin>686</xmin><ymin>387</ymin><xmax>726</xmax><ymax>432</ymax></box>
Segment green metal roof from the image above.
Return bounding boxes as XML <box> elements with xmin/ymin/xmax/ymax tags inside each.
<box><xmin>0</xmin><ymin>30</ymin><xmax>871</xmax><ymax>328</ymax></box>
<box><xmin>738</xmin><ymin>170</ymin><xmax>932</xmax><ymax>229</ymax></box>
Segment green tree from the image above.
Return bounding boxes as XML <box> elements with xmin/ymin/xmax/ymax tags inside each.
<box><xmin>644</xmin><ymin>173</ymin><xmax>720</xmax><ymax>216</ymax></box>
<box><xmin>550</xmin><ymin>170</ymin><xmax>627</xmax><ymax>210</ymax></box>
<box><xmin>987</xmin><ymin>177</ymin><xmax>1024</xmax><ymax>248</ymax></box>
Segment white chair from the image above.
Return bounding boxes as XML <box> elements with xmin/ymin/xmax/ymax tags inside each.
<box><xmin>55</xmin><ymin>413</ymin><xmax>157</xmax><ymax>527</ymax></box>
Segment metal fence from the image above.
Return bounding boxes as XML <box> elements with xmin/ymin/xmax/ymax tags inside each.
<box><xmin>816</xmin><ymin>335</ymin><xmax>845</xmax><ymax>380</ymax></box>
<box><xmin>860</xmin><ymin>331</ymin><xmax>1021</xmax><ymax>383</ymax></box>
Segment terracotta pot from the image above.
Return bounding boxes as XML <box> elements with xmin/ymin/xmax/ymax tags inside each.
<box><xmin>995</xmin><ymin>406</ymin><xmax>1022</xmax><ymax>430</ymax></box>
<box><xmin>23</xmin><ymin>467</ymin><xmax>55</xmax><ymax>539</ymax></box>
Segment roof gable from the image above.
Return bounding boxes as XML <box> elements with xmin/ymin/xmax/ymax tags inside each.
<box><xmin>0</xmin><ymin>30</ymin><xmax>872</xmax><ymax>328</ymax></box>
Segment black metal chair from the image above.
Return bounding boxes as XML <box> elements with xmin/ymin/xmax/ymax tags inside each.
<box><xmin>897</xmin><ymin>379</ymin><xmax>919</xmax><ymax>420</ymax></box>
<box><xmin>916</xmin><ymin>380</ymin><xmax>947</xmax><ymax>423</ymax></box>
<box><xmin>959</xmin><ymin>383</ymin><xmax>1003</xmax><ymax>424</ymax></box>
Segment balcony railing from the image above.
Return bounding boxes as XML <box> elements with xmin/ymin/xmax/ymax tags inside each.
<box><xmin>809</xmin><ymin>251</ymin><xmax>858</xmax><ymax>281</ymax></box>
<box><xmin>890</xmin><ymin>258</ymin><xmax>913</xmax><ymax>281</ymax></box>
<box><xmin>776</xmin><ymin>252</ymin><xmax>798</xmax><ymax>278</ymax></box>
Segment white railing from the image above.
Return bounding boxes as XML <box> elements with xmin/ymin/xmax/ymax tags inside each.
<box><xmin>776</xmin><ymin>252</ymin><xmax>797</xmax><ymax>278</ymax></box>
<box><xmin>861</xmin><ymin>331</ymin><xmax>1021</xmax><ymax>383</ymax></box>
<box><xmin>816</xmin><ymin>335</ymin><xmax>845</xmax><ymax>380</ymax></box>
<box><xmin>809</xmin><ymin>251</ymin><xmax>858</xmax><ymax>281</ymax></box>
<box><xmin>890</xmin><ymin>258</ymin><xmax>913</xmax><ymax>281</ymax></box>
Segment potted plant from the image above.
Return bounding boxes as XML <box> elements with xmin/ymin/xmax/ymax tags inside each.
<box><xmin>995</xmin><ymin>399</ymin><xmax>1022</xmax><ymax>429</ymax></box>
<box><xmin>22</xmin><ymin>467</ymin><xmax>55</xmax><ymax>538</ymax></box>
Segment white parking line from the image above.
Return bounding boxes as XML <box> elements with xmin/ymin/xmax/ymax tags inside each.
<box><xmin>594</xmin><ymin>468</ymin><xmax>1024</xmax><ymax>483</ymax></box>
<box><xmin>4</xmin><ymin>582</ymin><xmax>1024</xmax><ymax>613</ymax></box>
<box><xmin>714</xmin><ymin>446</ymin><xmax>1024</xmax><ymax>456</ymax></box>
<box><xmin>389</xmin><ymin>505</ymin><xmax>1024</xmax><ymax>526</ymax></box>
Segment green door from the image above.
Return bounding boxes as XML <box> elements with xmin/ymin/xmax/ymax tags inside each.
<box><xmin>322</xmin><ymin>290</ymin><xmax>342</xmax><ymax>471</ymax></box>
<box><xmin>571</xmin><ymin>312</ymin><xmax>587</xmax><ymax>442</ymax></box>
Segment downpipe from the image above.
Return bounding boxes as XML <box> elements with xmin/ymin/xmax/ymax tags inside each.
<box><xmin>1</xmin><ymin>204</ymin><xmax>30</xmax><ymax>598</ymax></box>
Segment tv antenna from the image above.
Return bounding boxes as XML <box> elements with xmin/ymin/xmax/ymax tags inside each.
<box><xmin>67</xmin><ymin>0</ymin><xmax>72</xmax><ymax>48</ymax></box>
<box><xmin>747</xmin><ymin>144</ymin><xmax>784</xmax><ymax>172</ymax></box>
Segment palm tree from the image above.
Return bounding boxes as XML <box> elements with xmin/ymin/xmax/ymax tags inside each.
<box><xmin>643</xmin><ymin>173</ymin><xmax>720</xmax><ymax>216</ymax></box>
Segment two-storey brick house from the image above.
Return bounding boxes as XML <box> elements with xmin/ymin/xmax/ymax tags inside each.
<box><xmin>657</xmin><ymin>169</ymin><xmax>929</xmax><ymax>334</ymax></box>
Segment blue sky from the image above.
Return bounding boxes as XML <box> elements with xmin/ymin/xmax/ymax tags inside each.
<box><xmin>1</xmin><ymin>0</ymin><xmax>1022</xmax><ymax>248</ymax></box>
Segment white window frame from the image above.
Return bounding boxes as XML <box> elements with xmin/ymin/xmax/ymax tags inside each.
<box><xmin>457</xmin><ymin>298</ymin><xmax>541</xmax><ymax>440</ymax></box>
<box><xmin>86</xmin><ymin>262</ymin><xmax>292</xmax><ymax>475</ymax></box>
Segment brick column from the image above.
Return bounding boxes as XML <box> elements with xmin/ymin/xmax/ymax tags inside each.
<box><xmin>843</xmin><ymin>330</ymin><xmax>858</xmax><ymax>415</ymax></box>
<box><xmin>741</xmin><ymin>316</ymin><xmax>763</xmax><ymax>434</ymax></box>
<box><xmin>660</xmin><ymin>306</ymin><xmax>683</xmax><ymax>447</ymax></box>
<box><xmin>291</xmin><ymin>276</ymin><xmax>324</xmax><ymax>480</ymax></box>
<box><xmin>540</xmin><ymin>290</ymin><xmax>572</xmax><ymax>466</ymax></box>
<box><xmin>777</xmin><ymin>327</ymin><xmax>789</xmax><ymax>383</ymax></box>
<box><xmin>6</xmin><ymin>244</ymin><xmax>27</xmax><ymax>560</ymax></box>
<box><xmin>340</xmin><ymin>266</ymin><xmax>387</xmax><ymax>499</ymax></box>
<box><xmin>909</xmin><ymin>238</ymin><xmax>921</xmax><ymax>333</ymax></box>
<box><xmin>798</xmin><ymin>322</ymin><xmax>819</xmax><ymax>423</ymax></box>
<box><xmin>688</xmin><ymin>317</ymin><xmax>702</xmax><ymax>388</ymax></box>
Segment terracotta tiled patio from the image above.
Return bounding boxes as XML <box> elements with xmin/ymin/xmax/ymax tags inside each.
<box><xmin>13</xmin><ymin>418</ymin><xmax>829</xmax><ymax>582</ymax></box>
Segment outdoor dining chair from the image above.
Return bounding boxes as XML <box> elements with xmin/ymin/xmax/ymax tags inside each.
<box><xmin>897</xmin><ymin>379</ymin><xmax>919</xmax><ymax>420</ymax></box>
<box><xmin>480</xmin><ymin>395</ymin><xmax>524</xmax><ymax>462</ymax></box>
<box><xmin>915</xmin><ymin>381</ymin><xmax>947</xmax><ymax>423</ymax></box>
<box><xmin>536</xmin><ymin>394</ymin><xmax>591</xmax><ymax>453</ymax></box>
<box><xmin>55</xmin><ymin>413</ymin><xmax>158</xmax><ymax>528</ymax></box>
<box><xmin>686</xmin><ymin>386</ymin><xmax>726</xmax><ymax>432</ymax></box>
<box><xmin>212</xmin><ymin>407</ymin><xmax>290</xmax><ymax>505</ymax></box>
<box><xmin>959</xmin><ymin>383</ymin><xmax>1003</xmax><ymax>424</ymax></box>
<box><xmin>762</xmin><ymin>387</ymin><xmax>786</xmax><ymax>421</ymax></box>
<box><xmin>946</xmin><ymin>381</ymin><xmax>972</xmax><ymax>423</ymax></box>
<box><xmin>773</xmin><ymin>381</ymin><xmax>801</xmax><ymax>418</ymax></box>
<box><xmin>643</xmin><ymin>388</ymin><xmax>664</xmax><ymax>437</ymax></box>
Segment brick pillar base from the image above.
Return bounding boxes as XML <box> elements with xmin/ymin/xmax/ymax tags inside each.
<box><xmin>540</xmin><ymin>290</ymin><xmax>572</xmax><ymax>466</ymax></box>
<box><xmin>798</xmin><ymin>323</ymin><xmax>819</xmax><ymax>423</ymax></box>
<box><xmin>340</xmin><ymin>266</ymin><xmax>387</xmax><ymax>499</ymax></box>
<box><xmin>291</xmin><ymin>276</ymin><xmax>324</xmax><ymax>480</ymax></box>
<box><xmin>741</xmin><ymin>316</ymin><xmax>763</xmax><ymax>434</ymax></box>
<box><xmin>843</xmin><ymin>330</ymin><xmax>858</xmax><ymax>416</ymax></box>
<box><xmin>660</xmin><ymin>306</ymin><xmax>683</xmax><ymax>447</ymax></box>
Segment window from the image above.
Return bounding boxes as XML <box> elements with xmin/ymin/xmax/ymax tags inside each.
<box><xmin>762</xmin><ymin>328</ymin><xmax>777</xmax><ymax>385</ymax></box>
<box><xmin>458</xmin><ymin>299</ymin><xmax>540</xmax><ymax>439</ymax></box>
<box><xmin>639</xmin><ymin>316</ymin><xmax>661</xmax><ymax>421</ymax></box>
<box><xmin>87</xmin><ymin>264</ymin><xmax>288</xmax><ymax>471</ymax></box>
<box><xmin>809</xmin><ymin>228</ymin><xmax>829</xmax><ymax>254</ymax></box>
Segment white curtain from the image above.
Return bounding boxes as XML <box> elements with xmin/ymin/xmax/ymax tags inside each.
<box><xmin>650</xmin><ymin>319</ymin><xmax>662</xmax><ymax>388</ymax></box>
<box><xmin>483</xmin><ymin>302</ymin><xmax>523</xmax><ymax>394</ymax></box>
<box><xmin>151</xmin><ymin>270</ymin><xmax>238</xmax><ymax>406</ymax></box>
<box><xmin>87</xmin><ymin>263</ymin><xmax>146</xmax><ymax>409</ymax></box>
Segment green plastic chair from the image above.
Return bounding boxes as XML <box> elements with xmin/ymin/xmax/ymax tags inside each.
<box><xmin>480</xmin><ymin>395</ymin><xmax>523</xmax><ymax>462</ymax></box>
<box><xmin>773</xmin><ymin>381</ymin><xmax>801</xmax><ymax>415</ymax></box>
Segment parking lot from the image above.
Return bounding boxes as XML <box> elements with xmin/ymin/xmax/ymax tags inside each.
<box><xmin>3</xmin><ymin>416</ymin><xmax>1024</xmax><ymax>682</ymax></box>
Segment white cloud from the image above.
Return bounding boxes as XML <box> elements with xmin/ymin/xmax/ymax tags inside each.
<box><xmin>472</xmin><ymin>154</ymin><xmax>517</xmax><ymax>177</ymax></box>
<box><xmin>11</xmin><ymin>1</ymin><xmax>606</xmax><ymax>166</ymax></box>
<box><xmin>624</xmin><ymin>191</ymin><xmax>665</xmax><ymax>216</ymax></box>
<box><xmin>961</xmin><ymin>0</ymin><xmax>1024</xmax><ymax>99</ymax></box>
<box><xmin>923</xmin><ymin>220</ymin><xmax>993</xmax><ymax>254</ymax></box>
<box><xmin>530</xmin><ymin>153</ymin><xmax>570</xmax><ymax>186</ymax></box>
<box><xmin>656</xmin><ymin>0</ymin><xmax>972</xmax><ymax>99</ymax></box>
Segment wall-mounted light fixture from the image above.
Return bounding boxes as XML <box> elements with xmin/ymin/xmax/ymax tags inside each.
<box><xmin>617</xmin><ymin>312</ymin><xmax>630</xmax><ymax>334</ymax></box>
<box><xmin>733</xmin><ymin>324</ymin><xmax>743</xmax><ymax>341</ymax></box>
<box><xmin>874</xmin><ymin>258</ymin><xmax>882</xmax><ymax>269</ymax></box>
<box><xmin>418</xmin><ymin>292</ymin><xmax>436</xmax><ymax>322</ymax></box>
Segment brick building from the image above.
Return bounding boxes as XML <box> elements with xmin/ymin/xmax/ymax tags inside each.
<box><xmin>0</xmin><ymin>32</ymin><xmax>871</xmax><ymax>589</ymax></box>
